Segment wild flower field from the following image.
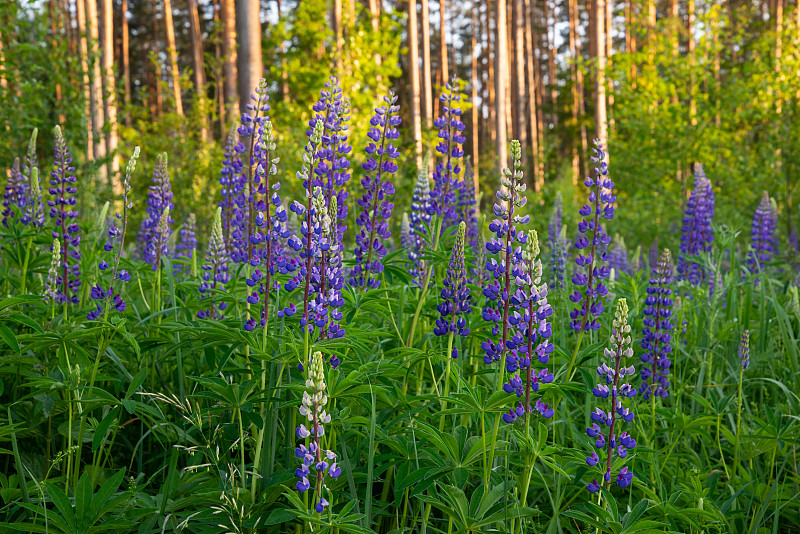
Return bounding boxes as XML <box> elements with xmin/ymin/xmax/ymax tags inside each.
<box><xmin>1</xmin><ymin>76</ymin><xmax>799</xmax><ymax>533</ymax></box>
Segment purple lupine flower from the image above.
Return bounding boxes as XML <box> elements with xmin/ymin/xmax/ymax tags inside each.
<box><xmin>198</xmin><ymin>207</ymin><xmax>230</xmax><ymax>319</ymax></box>
<box><xmin>738</xmin><ymin>329</ymin><xmax>750</xmax><ymax>369</ymax></box>
<box><xmin>677</xmin><ymin>163</ymin><xmax>715</xmax><ymax>285</ymax></box>
<box><xmin>24</xmin><ymin>167</ymin><xmax>45</xmax><ymax>227</ymax></box>
<box><xmin>244</xmin><ymin>118</ymin><xmax>293</xmax><ymax>331</ymax></box>
<box><xmin>639</xmin><ymin>249</ymin><xmax>674</xmax><ymax>399</ymax></box>
<box><xmin>569</xmin><ymin>139</ymin><xmax>614</xmax><ymax>332</ymax></box>
<box><xmin>501</xmin><ymin>231</ymin><xmax>555</xmax><ymax>423</ymax></box>
<box><xmin>608</xmin><ymin>236</ymin><xmax>629</xmax><ymax>276</ymax></box>
<box><xmin>434</xmin><ymin>221</ymin><xmax>471</xmax><ymax>344</ymax></box>
<box><xmin>230</xmin><ymin>79</ymin><xmax>271</xmax><ymax>265</ymax></box>
<box><xmin>294</xmin><ymin>351</ymin><xmax>340</xmax><ymax>512</ymax></box>
<box><xmin>139</xmin><ymin>153</ymin><xmax>174</xmax><ymax>268</ymax></box>
<box><xmin>459</xmin><ymin>156</ymin><xmax>479</xmax><ymax>254</ymax></box>
<box><xmin>88</xmin><ymin>147</ymin><xmax>140</xmax><ymax>320</ymax></box>
<box><xmin>547</xmin><ymin>193</ymin><xmax>566</xmax><ymax>290</ymax></box>
<box><xmin>47</xmin><ymin>126</ymin><xmax>81</xmax><ymax>304</ymax></box>
<box><xmin>3</xmin><ymin>158</ymin><xmax>26</xmax><ymax>226</ymax></box>
<box><xmin>428</xmin><ymin>78</ymin><xmax>466</xmax><ymax>232</ymax></box>
<box><xmin>586</xmin><ymin>298</ymin><xmax>637</xmax><ymax>492</ymax></box>
<box><xmin>219</xmin><ymin>126</ymin><xmax>244</xmax><ymax>252</ymax></box>
<box><xmin>746</xmin><ymin>191</ymin><xmax>778</xmax><ymax>274</ymax></box>
<box><xmin>481</xmin><ymin>140</ymin><xmax>530</xmax><ymax>374</ymax></box>
<box><xmin>175</xmin><ymin>213</ymin><xmax>197</xmax><ymax>270</ymax></box>
<box><xmin>349</xmin><ymin>92</ymin><xmax>401</xmax><ymax>289</ymax></box>
<box><xmin>408</xmin><ymin>152</ymin><xmax>431</xmax><ymax>286</ymax></box>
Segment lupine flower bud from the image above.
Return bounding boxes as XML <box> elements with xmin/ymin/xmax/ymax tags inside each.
<box><xmin>24</xmin><ymin>167</ymin><xmax>45</xmax><ymax>227</ymax></box>
<box><xmin>434</xmin><ymin>221</ymin><xmax>471</xmax><ymax>340</ymax></box>
<box><xmin>198</xmin><ymin>207</ymin><xmax>230</xmax><ymax>319</ymax></box>
<box><xmin>569</xmin><ymin>139</ymin><xmax>614</xmax><ymax>332</ymax></box>
<box><xmin>640</xmin><ymin>249</ymin><xmax>674</xmax><ymax>399</ymax></box>
<box><xmin>45</xmin><ymin>239</ymin><xmax>61</xmax><ymax>302</ymax></box>
<box><xmin>586</xmin><ymin>298</ymin><xmax>637</xmax><ymax>492</ymax></box>
<box><xmin>48</xmin><ymin>126</ymin><xmax>81</xmax><ymax>304</ymax></box>
<box><xmin>738</xmin><ymin>330</ymin><xmax>750</xmax><ymax>369</ymax></box>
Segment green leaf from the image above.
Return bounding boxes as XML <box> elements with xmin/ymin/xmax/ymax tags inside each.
<box><xmin>0</xmin><ymin>324</ymin><xmax>20</xmax><ymax>353</ymax></box>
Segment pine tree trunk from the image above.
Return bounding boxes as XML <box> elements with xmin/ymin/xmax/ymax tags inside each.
<box><xmin>569</xmin><ymin>0</ymin><xmax>587</xmax><ymax>179</ymax></box>
<box><xmin>486</xmin><ymin>0</ymin><xmax>496</xmax><ymax>147</ymax></box>
<box><xmin>513</xmin><ymin>0</ymin><xmax>526</xmax><ymax>163</ymax></box>
<box><xmin>495</xmin><ymin>0</ymin><xmax>509</xmax><ymax>169</ymax></box>
<box><xmin>368</xmin><ymin>0</ymin><xmax>382</xmax><ymax>71</ymax></box>
<box><xmin>187</xmin><ymin>0</ymin><xmax>208</xmax><ymax>141</ymax></box>
<box><xmin>523</xmin><ymin>0</ymin><xmax>541</xmax><ymax>190</ymax></box>
<box><xmin>86</xmin><ymin>0</ymin><xmax>107</xmax><ymax>182</ymax></box>
<box><xmin>101</xmin><ymin>0</ymin><xmax>120</xmax><ymax>189</ymax></box>
<box><xmin>121</xmin><ymin>0</ymin><xmax>131</xmax><ymax>126</ymax></box>
<box><xmin>422</xmin><ymin>0</ymin><xmax>433</xmax><ymax>127</ymax></box>
<box><xmin>213</xmin><ymin>0</ymin><xmax>224</xmax><ymax>130</ymax></box>
<box><xmin>236</xmin><ymin>0</ymin><xmax>262</xmax><ymax>114</ymax></box>
<box><xmin>595</xmin><ymin>0</ymin><xmax>607</xmax><ymax>148</ymax></box>
<box><xmin>163</xmin><ymin>0</ymin><xmax>184</xmax><ymax>115</ymax></box>
<box><xmin>505</xmin><ymin>1</ymin><xmax>513</xmax><ymax>142</ymax></box>
<box><xmin>606</xmin><ymin>0</ymin><xmax>614</xmax><ymax>133</ymax></box>
<box><xmin>409</xmin><ymin>0</ymin><xmax>423</xmax><ymax>168</ymax></box>
<box><xmin>49</xmin><ymin>1</ymin><xmax>66</xmax><ymax>125</ymax></box>
<box><xmin>471</xmin><ymin>0</ymin><xmax>480</xmax><ymax>189</ymax></box>
<box><xmin>440</xmin><ymin>0</ymin><xmax>449</xmax><ymax>82</ymax></box>
<box><xmin>626</xmin><ymin>0</ymin><xmax>636</xmax><ymax>83</ymax></box>
<box><xmin>687</xmin><ymin>0</ymin><xmax>696</xmax><ymax>126</ymax></box>
<box><xmin>279</xmin><ymin>0</ymin><xmax>289</xmax><ymax>102</ymax></box>
<box><xmin>544</xmin><ymin>0</ymin><xmax>557</xmax><ymax>116</ymax></box>
<box><xmin>220</xmin><ymin>0</ymin><xmax>238</xmax><ymax>122</ymax></box>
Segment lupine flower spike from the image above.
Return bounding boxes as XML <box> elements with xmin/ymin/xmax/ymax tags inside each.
<box><xmin>434</xmin><ymin>221</ymin><xmax>471</xmax><ymax>347</ymax></box>
<box><xmin>294</xmin><ymin>351</ymin><xmax>341</xmax><ymax>513</ymax></box>
<box><xmin>198</xmin><ymin>207</ymin><xmax>230</xmax><ymax>319</ymax></box>
<box><xmin>569</xmin><ymin>139</ymin><xmax>615</xmax><ymax>332</ymax></box>
<box><xmin>428</xmin><ymin>78</ymin><xmax>466</xmax><ymax>233</ymax></box>
<box><xmin>640</xmin><ymin>249</ymin><xmax>674</xmax><ymax>399</ymax></box>
<box><xmin>139</xmin><ymin>153</ymin><xmax>174</xmax><ymax>268</ymax></box>
<box><xmin>88</xmin><ymin>147</ymin><xmax>140</xmax><ymax>320</ymax></box>
<box><xmin>481</xmin><ymin>140</ymin><xmax>529</xmax><ymax>389</ymax></box>
<box><xmin>48</xmin><ymin>126</ymin><xmax>81</xmax><ymax>305</ymax></box>
<box><xmin>677</xmin><ymin>164</ymin><xmax>715</xmax><ymax>285</ymax></box>
<box><xmin>350</xmin><ymin>92</ymin><xmax>400</xmax><ymax>289</ymax></box>
<box><xmin>45</xmin><ymin>239</ymin><xmax>61</xmax><ymax>303</ymax></box>
<box><xmin>175</xmin><ymin>213</ymin><xmax>198</xmax><ymax>274</ymax></box>
<box><xmin>502</xmin><ymin>230</ymin><xmax>555</xmax><ymax>424</ymax></box>
<box><xmin>2</xmin><ymin>158</ymin><xmax>26</xmax><ymax>226</ymax></box>
<box><xmin>24</xmin><ymin>167</ymin><xmax>45</xmax><ymax>227</ymax></box>
<box><xmin>408</xmin><ymin>152</ymin><xmax>431</xmax><ymax>286</ymax></box>
<box><xmin>586</xmin><ymin>298</ymin><xmax>637</xmax><ymax>492</ymax></box>
<box><xmin>739</xmin><ymin>329</ymin><xmax>750</xmax><ymax>370</ymax></box>
<box><xmin>747</xmin><ymin>191</ymin><xmax>778</xmax><ymax>275</ymax></box>
<box><xmin>548</xmin><ymin>192</ymin><xmax>566</xmax><ymax>289</ymax></box>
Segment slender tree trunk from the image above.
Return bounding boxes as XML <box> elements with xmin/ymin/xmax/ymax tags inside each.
<box><xmin>524</xmin><ymin>0</ymin><xmax>541</xmax><ymax>190</ymax></box>
<box><xmin>568</xmin><ymin>0</ymin><xmax>587</xmax><ymax>180</ymax></box>
<box><xmin>162</xmin><ymin>0</ymin><xmax>184</xmax><ymax>115</ymax></box>
<box><xmin>76</xmin><ymin>0</ymin><xmax>93</xmax><ymax>158</ymax></box>
<box><xmin>187</xmin><ymin>0</ymin><xmax>208</xmax><ymax>141</ymax></box>
<box><xmin>595</xmin><ymin>0</ymin><xmax>607</xmax><ymax>147</ymax></box>
<box><xmin>422</xmin><ymin>0</ymin><xmax>433</xmax><ymax>127</ymax></box>
<box><xmin>101</xmin><ymin>0</ymin><xmax>119</xmax><ymax>188</ymax></box>
<box><xmin>495</xmin><ymin>0</ymin><xmax>509</xmax><ymax>168</ymax></box>
<box><xmin>236</xmin><ymin>0</ymin><xmax>262</xmax><ymax>113</ymax></box>
<box><xmin>49</xmin><ymin>1</ymin><xmax>66</xmax><ymax>125</ymax></box>
<box><xmin>368</xmin><ymin>0</ymin><xmax>382</xmax><ymax>72</ymax></box>
<box><xmin>0</xmin><ymin>29</ymin><xmax>6</xmax><ymax>93</ymax></box>
<box><xmin>486</xmin><ymin>0</ymin><xmax>496</xmax><ymax>147</ymax></box>
<box><xmin>409</xmin><ymin>0</ymin><xmax>423</xmax><ymax>168</ymax></box>
<box><xmin>220</xmin><ymin>0</ymin><xmax>238</xmax><ymax>122</ymax></box>
<box><xmin>544</xmin><ymin>0</ymin><xmax>557</xmax><ymax>115</ymax></box>
<box><xmin>121</xmin><ymin>0</ymin><xmax>131</xmax><ymax>126</ymax></box>
<box><xmin>213</xmin><ymin>0</ymin><xmax>224</xmax><ymax>131</ymax></box>
<box><xmin>86</xmin><ymin>0</ymin><xmax>107</xmax><ymax>182</ymax></box>
<box><xmin>687</xmin><ymin>0</ymin><xmax>696</xmax><ymax>126</ymax></box>
<box><xmin>606</xmin><ymin>0</ymin><xmax>614</xmax><ymax>132</ymax></box>
<box><xmin>626</xmin><ymin>0</ymin><xmax>636</xmax><ymax>83</ymax></box>
<box><xmin>440</xmin><ymin>0</ymin><xmax>449</xmax><ymax>82</ymax></box>
<box><xmin>471</xmin><ymin>0</ymin><xmax>480</xmax><ymax>188</ymax></box>
<box><xmin>278</xmin><ymin>0</ymin><xmax>289</xmax><ymax>102</ymax></box>
<box><xmin>513</xmin><ymin>0</ymin><xmax>527</xmax><ymax>163</ymax></box>
<box><xmin>505</xmin><ymin>1</ymin><xmax>513</xmax><ymax>142</ymax></box>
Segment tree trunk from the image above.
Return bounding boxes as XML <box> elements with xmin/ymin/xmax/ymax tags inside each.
<box><xmin>544</xmin><ymin>0</ymin><xmax>557</xmax><ymax>116</ymax></box>
<box><xmin>49</xmin><ymin>1</ymin><xmax>66</xmax><ymax>125</ymax></box>
<box><xmin>187</xmin><ymin>0</ymin><xmax>208</xmax><ymax>140</ymax></box>
<box><xmin>513</xmin><ymin>0</ymin><xmax>526</xmax><ymax>163</ymax></box>
<box><xmin>421</xmin><ymin>0</ymin><xmax>433</xmax><ymax>127</ymax></box>
<box><xmin>471</xmin><ymin>0</ymin><xmax>480</xmax><ymax>188</ymax></box>
<box><xmin>278</xmin><ymin>0</ymin><xmax>289</xmax><ymax>102</ymax></box>
<box><xmin>409</xmin><ymin>0</ymin><xmax>423</xmax><ymax>168</ymax></box>
<box><xmin>505</xmin><ymin>0</ymin><xmax>513</xmax><ymax>142</ymax></box>
<box><xmin>368</xmin><ymin>0</ymin><xmax>382</xmax><ymax>72</ymax></box>
<box><xmin>595</xmin><ymin>0</ymin><xmax>607</xmax><ymax>148</ymax></box>
<box><xmin>626</xmin><ymin>0</ymin><xmax>636</xmax><ymax>83</ymax></box>
<box><xmin>606</xmin><ymin>0</ymin><xmax>614</xmax><ymax>132</ymax></box>
<box><xmin>86</xmin><ymin>0</ymin><xmax>107</xmax><ymax>182</ymax></box>
<box><xmin>220</xmin><ymin>0</ymin><xmax>238</xmax><ymax>123</ymax></box>
<box><xmin>687</xmin><ymin>0</ymin><xmax>696</xmax><ymax>126</ymax></box>
<box><xmin>486</xmin><ymin>0</ymin><xmax>496</xmax><ymax>147</ymax></box>
<box><xmin>236</xmin><ymin>0</ymin><xmax>263</xmax><ymax>114</ymax></box>
<box><xmin>162</xmin><ymin>0</ymin><xmax>184</xmax><ymax>115</ymax></box>
<box><xmin>440</xmin><ymin>0</ymin><xmax>449</xmax><ymax>82</ymax></box>
<box><xmin>523</xmin><ymin>0</ymin><xmax>541</xmax><ymax>189</ymax></box>
<box><xmin>495</xmin><ymin>0</ymin><xmax>509</xmax><ymax>169</ymax></box>
<box><xmin>568</xmin><ymin>0</ymin><xmax>587</xmax><ymax>179</ymax></box>
<box><xmin>101</xmin><ymin>0</ymin><xmax>119</xmax><ymax>189</ymax></box>
<box><xmin>121</xmin><ymin>0</ymin><xmax>131</xmax><ymax>126</ymax></box>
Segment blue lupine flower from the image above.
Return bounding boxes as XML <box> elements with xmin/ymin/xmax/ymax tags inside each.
<box><xmin>47</xmin><ymin>126</ymin><xmax>81</xmax><ymax>304</ymax></box>
<box><xmin>608</xmin><ymin>235</ymin><xmax>629</xmax><ymax>276</ymax></box>
<box><xmin>219</xmin><ymin>126</ymin><xmax>244</xmax><ymax>251</ymax></box>
<box><xmin>746</xmin><ymin>191</ymin><xmax>777</xmax><ymax>274</ymax></box>
<box><xmin>481</xmin><ymin>140</ymin><xmax>530</xmax><ymax>373</ymax></box>
<box><xmin>677</xmin><ymin>164</ymin><xmax>715</xmax><ymax>285</ymax></box>
<box><xmin>586</xmin><ymin>298</ymin><xmax>637</xmax><ymax>492</ymax></box>
<box><xmin>459</xmin><ymin>156</ymin><xmax>479</xmax><ymax>254</ymax></box>
<box><xmin>640</xmin><ymin>249</ymin><xmax>674</xmax><ymax>399</ymax></box>
<box><xmin>569</xmin><ymin>139</ymin><xmax>614</xmax><ymax>332</ymax></box>
<box><xmin>23</xmin><ymin>167</ymin><xmax>45</xmax><ymax>227</ymax></box>
<box><xmin>408</xmin><ymin>153</ymin><xmax>431</xmax><ymax>286</ymax></box>
<box><xmin>3</xmin><ymin>158</ymin><xmax>26</xmax><ymax>227</ymax></box>
<box><xmin>174</xmin><ymin>213</ymin><xmax>197</xmax><ymax>274</ymax></box>
<box><xmin>434</xmin><ymin>221</ymin><xmax>471</xmax><ymax>342</ymax></box>
<box><xmin>547</xmin><ymin>192</ymin><xmax>566</xmax><ymax>289</ymax></box>
<box><xmin>138</xmin><ymin>153</ymin><xmax>174</xmax><ymax>268</ymax></box>
<box><xmin>349</xmin><ymin>92</ymin><xmax>400</xmax><ymax>289</ymax></box>
<box><xmin>428</xmin><ymin>78</ymin><xmax>466</xmax><ymax>231</ymax></box>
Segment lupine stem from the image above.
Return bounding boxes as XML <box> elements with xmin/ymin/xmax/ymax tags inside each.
<box><xmin>732</xmin><ymin>366</ymin><xmax>744</xmax><ymax>480</ymax></box>
<box><xmin>439</xmin><ymin>332</ymin><xmax>455</xmax><ymax>432</ymax></box>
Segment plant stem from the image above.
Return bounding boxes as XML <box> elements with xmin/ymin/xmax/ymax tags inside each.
<box><xmin>732</xmin><ymin>366</ymin><xmax>744</xmax><ymax>480</ymax></box>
